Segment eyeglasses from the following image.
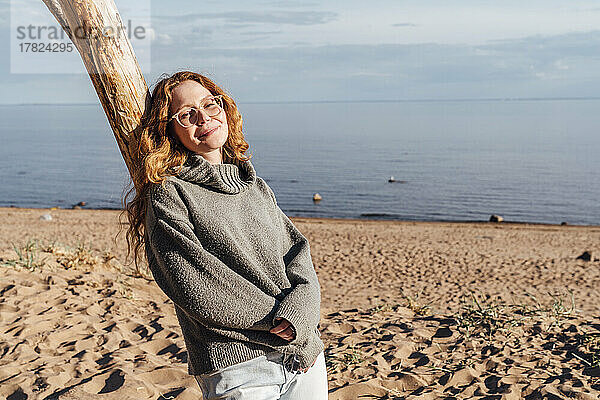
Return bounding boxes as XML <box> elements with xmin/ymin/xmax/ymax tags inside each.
<box><xmin>169</xmin><ymin>95</ymin><xmax>224</xmax><ymax>128</ymax></box>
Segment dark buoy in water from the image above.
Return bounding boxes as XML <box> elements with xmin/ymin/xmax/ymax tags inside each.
<box><xmin>388</xmin><ymin>176</ymin><xmax>406</xmax><ymax>183</ymax></box>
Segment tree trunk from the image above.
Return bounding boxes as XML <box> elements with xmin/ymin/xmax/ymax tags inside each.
<box><xmin>40</xmin><ymin>0</ymin><xmax>149</xmax><ymax>179</ymax></box>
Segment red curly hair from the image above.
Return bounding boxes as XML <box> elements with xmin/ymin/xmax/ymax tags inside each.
<box><xmin>117</xmin><ymin>71</ymin><xmax>252</xmax><ymax>275</ymax></box>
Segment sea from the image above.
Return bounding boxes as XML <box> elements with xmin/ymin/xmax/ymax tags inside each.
<box><xmin>1</xmin><ymin>99</ymin><xmax>598</xmax><ymax>225</ymax></box>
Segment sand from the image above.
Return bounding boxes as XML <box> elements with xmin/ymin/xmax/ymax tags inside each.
<box><xmin>1</xmin><ymin>207</ymin><xmax>600</xmax><ymax>399</ymax></box>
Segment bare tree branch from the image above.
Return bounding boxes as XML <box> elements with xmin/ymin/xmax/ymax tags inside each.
<box><xmin>40</xmin><ymin>0</ymin><xmax>150</xmax><ymax>180</ymax></box>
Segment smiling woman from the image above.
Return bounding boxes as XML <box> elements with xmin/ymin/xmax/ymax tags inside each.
<box><xmin>167</xmin><ymin>83</ymin><xmax>229</xmax><ymax>164</ymax></box>
<box><xmin>120</xmin><ymin>71</ymin><xmax>328</xmax><ymax>399</ymax></box>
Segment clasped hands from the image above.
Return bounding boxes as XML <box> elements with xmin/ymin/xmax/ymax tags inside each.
<box><xmin>270</xmin><ymin>317</ymin><xmax>316</xmax><ymax>373</ymax></box>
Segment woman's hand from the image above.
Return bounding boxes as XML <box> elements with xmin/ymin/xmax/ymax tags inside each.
<box><xmin>270</xmin><ymin>318</ymin><xmax>317</xmax><ymax>373</ymax></box>
<box><xmin>270</xmin><ymin>317</ymin><xmax>296</xmax><ymax>341</ymax></box>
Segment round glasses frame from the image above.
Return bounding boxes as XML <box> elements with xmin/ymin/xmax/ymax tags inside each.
<box><xmin>168</xmin><ymin>95</ymin><xmax>224</xmax><ymax>128</ymax></box>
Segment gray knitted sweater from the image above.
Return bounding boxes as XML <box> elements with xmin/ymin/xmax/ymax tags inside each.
<box><xmin>144</xmin><ymin>152</ymin><xmax>324</xmax><ymax>375</ymax></box>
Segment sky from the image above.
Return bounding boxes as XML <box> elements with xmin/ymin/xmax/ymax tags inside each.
<box><xmin>0</xmin><ymin>0</ymin><xmax>599</xmax><ymax>104</ymax></box>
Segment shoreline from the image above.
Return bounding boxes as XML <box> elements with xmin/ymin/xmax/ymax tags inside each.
<box><xmin>2</xmin><ymin>206</ymin><xmax>598</xmax><ymax>229</ymax></box>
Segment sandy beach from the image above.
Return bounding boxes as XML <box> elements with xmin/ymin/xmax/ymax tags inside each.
<box><xmin>1</xmin><ymin>206</ymin><xmax>600</xmax><ymax>399</ymax></box>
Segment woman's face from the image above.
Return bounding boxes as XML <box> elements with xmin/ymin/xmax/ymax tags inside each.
<box><xmin>168</xmin><ymin>80</ymin><xmax>229</xmax><ymax>163</ymax></box>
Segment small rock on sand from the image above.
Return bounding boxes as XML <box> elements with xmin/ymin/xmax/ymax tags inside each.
<box><xmin>576</xmin><ymin>251</ymin><xmax>592</xmax><ymax>261</ymax></box>
<box><xmin>39</xmin><ymin>213</ymin><xmax>52</xmax><ymax>221</ymax></box>
<box><xmin>489</xmin><ymin>214</ymin><xmax>504</xmax><ymax>223</ymax></box>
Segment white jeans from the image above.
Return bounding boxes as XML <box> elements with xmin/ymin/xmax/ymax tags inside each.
<box><xmin>194</xmin><ymin>351</ymin><xmax>328</xmax><ymax>399</ymax></box>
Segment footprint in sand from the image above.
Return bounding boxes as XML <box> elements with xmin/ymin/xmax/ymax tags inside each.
<box><xmin>326</xmin><ymin>323</ymin><xmax>356</xmax><ymax>335</ymax></box>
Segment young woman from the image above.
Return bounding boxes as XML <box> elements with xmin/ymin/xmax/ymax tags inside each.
<box><xmin>121</xmin><ymin>70</ymin><xmax>328</xmax><ymax>399</ymax></box>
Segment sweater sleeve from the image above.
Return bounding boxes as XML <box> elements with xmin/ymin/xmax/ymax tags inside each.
<box><xmin>259</xmin><ymin>179</ymin><xmax>322</xmax><ymax>345</ymax></box>
<box><xmin>145</xmin><ymin>181</ymin><xmax>280</xmax><ymax>331</ymax></box>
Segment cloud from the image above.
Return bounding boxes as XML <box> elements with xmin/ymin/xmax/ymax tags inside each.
<box><xmin>149</xmin><ymin>9</ymin><xmax>336</xmax><ymax>47</ymax></box>
<box><xmin>239</xmin><ymin>30</ymin><xmax>283</xmax><ymax>36</ymax></box>
<box><xmin>154</xmin><ymin>10</ymin><xmax>337</xmax><ymax>26</ymax></box>
<box><xmin>259</xmin><ymin>0</ymin><xmax>321</xmax><ymax>8</ymax></box>
<box><xmin>392</xmin><ymin>23</ymin><xmax>418</xmax><ymax>27</ymax></box>
<box><xmin>2</xmin><ymin>28</ymin><xmax>600</xmax><ymax>104</ymax></box>
<box><xmin>146</xmin><ymin>30</ymin><xmax>600</xmax><ymax>101</ymax></box>
<box><xmin>156</xmin><ymin>33</ymin><xmax>172</xmax><ymax>45</ymax></box>
<box><xmin>348</xmin><ymin>71</ymin><xmax>394</xmax><ymax>77</ymax></box>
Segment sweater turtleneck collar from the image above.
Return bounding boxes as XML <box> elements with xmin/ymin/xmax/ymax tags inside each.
<box><xmin>173</xmin><ymin>152</ymin><xmax>256</xmax><ymax>194</ymax></box>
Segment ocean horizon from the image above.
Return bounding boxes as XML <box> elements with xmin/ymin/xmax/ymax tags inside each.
<box><xmin>1</xmin><ymin>98</ymin><xmax>598</xmax><ymax>225</ymax></box>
